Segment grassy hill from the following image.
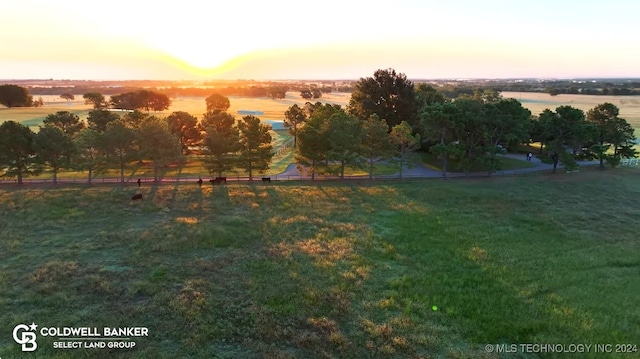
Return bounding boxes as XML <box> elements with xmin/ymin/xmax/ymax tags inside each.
<box><xmin>1</xmin><ymin>168</ymin><xmax>639</xmax><ymax>358</ymax></box>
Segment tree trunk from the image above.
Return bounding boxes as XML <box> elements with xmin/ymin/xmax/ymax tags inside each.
<box><xmin>311</xmin><ymin>159</ymin><xmax>316</xmax><ymax>181</ymax></box>
<box><xmin>552</xmin><ymin>153</ymin><xmax>559</xmax><ymax>173</ymax></box>
<box><xmin>539</xmin><ymin>142</ymin><xmax>544</xmax><ymax>154</ymax></box>
<box><xmin>154</xmin><ymin>163</ymin><xmax>159</xmax><ymax>182</ymax></box>
<box><xmin>440</xmin><ymin>134</ymin><xmax>447</xmax><ymax>178</ymax></box>
<box><xmin>53</xmin><ymin>168</ymin><xmax>57</xmax><ymax>184</ymax></box>
<box><xmin>88</xmin><ymin>168</ymin><xmax>93</xmax><ymax>184</ymax></box>
<box><xmin>369</xmin><ymin>158</ymin><xmax>374</xmax><ymax>180</ymax></box>
<box><xmin>120</xmin><ymin>162</ymin><xmax>125</xmax><ymax>184</ymax></box>
<box><xmin>340</xmin><ymin>160</ymin><xmax>345</xmax><ymax>180</ymax></box>
<box><xmin>17</xmin><ymin>171</ymin><xmax>23</xmax><ymax>185</ymax></box>
<box><xmin>398</xmin><ymin>151</ymin><xmax>404</xmax><ymax>179</ymax></box>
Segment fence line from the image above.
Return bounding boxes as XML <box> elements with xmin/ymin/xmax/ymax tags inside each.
<box><xmin>0</xmin><ymin>167</ymin><xmax>573</xmax><ymax>186</ymax></box>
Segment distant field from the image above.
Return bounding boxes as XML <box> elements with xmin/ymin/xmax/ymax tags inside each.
<box><xmin>502</xmin><ymin>92</ymin><xmax>640</xmax><ymax>134</ymax></box>
<box><xmin>1</xmin><ymin>168</ymin><xmax>638</xmax><ymax>358</ymax></box>
<box><xmin>0</xmin><ymin>92</ymin><xmax>352</xmax><ymax>129</ymax></box>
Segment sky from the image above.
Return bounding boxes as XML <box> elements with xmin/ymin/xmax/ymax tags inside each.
<box><xmin>1</xmin><ymin>0</ymin><xmax>639</xmax><ymax>80</ymax></box>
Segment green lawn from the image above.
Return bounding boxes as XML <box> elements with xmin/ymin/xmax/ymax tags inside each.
<box><xmin>1</xmin><ymin>168</ymin><xmax>638</xmax><ymax>358</ymax></box>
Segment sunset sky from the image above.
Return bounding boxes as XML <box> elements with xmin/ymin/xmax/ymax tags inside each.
<box><xmin>1</xmin><ymin>0</ymin><xmax>638</xmax><ymax>80</ymax></box>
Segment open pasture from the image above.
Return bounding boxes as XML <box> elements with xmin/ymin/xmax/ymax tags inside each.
<box><xmin>0</xmin><ymin>168</ymin><xmax>638</xmax><ymax>358</ymax></box>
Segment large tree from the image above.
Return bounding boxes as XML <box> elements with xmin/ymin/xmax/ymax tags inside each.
<box><xmin>166</xmin><ymin>111</ymin><xmax>200</xmax><ymax>154</ymax></box>
<box><xmin>102</xmin><ymin>120</ymin><xmax>138</xmax><ymax>183</ymax></box>
<box><xmin>87</xmin><ymin>109</ymin><xmax>120</xmax><ymax>133</ymax></box>
<box><xmin>205</xmin><ymin>93</ymin><xmax>230</xmax><ymax>112</ymax></box>
<box><xmin>201</xmin><ymin>111</ymin><xmax>240</xmax><ymax>177</ymax></box>
<box><xmin>33</xmin><ymin>125</ymin><xmax>76</xmax><ymax>184</ymax></box>
<box><xmin>0</xmin><ymin>84</ymin><xmax>33</xmax><ymax>108</ymax></box>
<box><xmin>83</xmin><ymin>92</ymin><xmax>107</xmax><ymax>109</ymax></box>
<box><xmin>237</xmin><ymin>115</ymin><xmax>273</xmax><ymax>181</ymax></box>
<box><xmin>110</xmin><ymin>90</ymin><xmax>170</xmax><ymax>111</ymax></box>
<box><xmin>326</xmin><ymin>111</ymin><xmax>364</xmax><ymax>179</ymax></box>
<box><xmin>420</xmin><ymin>102</ymin><xmax>462</xmax><ymax>177</ymax></box>
<box><xmin>587</xmin><ymin>103</ymin><xmax>637</xmax><ymax>169</ymax></box>
<box><xmin>138</xmin><ymin>118</ymin><xmax>184</xmax><ymax>182</ymax></box>
<box><xmin>361</xmin><ymin>114</ymin><xmax>394</xmax><ymax>179</ymax></box>
<box><xmin>390</xmin><ymin>121</ymin><xmax>420</xmax><ymax>179</ymax></box>
<box><xmin>295</xmin><ymin>114</ymin><xmax>329</xmax><ymax>180</ymax></box>
<box><xmin>348</xmin><ymin>68</ymin><xmax>417</xmax><ymax>129</ymax></box>
<box><xmin>484</xmin><ymin>98</ymin><xmax>532</xmax><ymax>148</ymax></box>
<box><xmin>60</xmin><ymin>93</ymin><xmax>75</xmax><ymax>102</ymax></box>
<box><xmin>43</xmin><ymin>111</ymin><xmax>86</xmax><ymax>136</ymax></box>
<box><xmin>537</xmin><ymin>106</ymin><xmax>591</xmax><ymax>173</ymax></box>
<box><xmin>0</xmin><ymin>121</ymin><xmax>41</xmax><ymax>184</ymax></box>
<box><xmin>284</xmin><ymin>104</ymin><xmax>307</xmax><ymax>148</ymax></box>
<box><xmin>73</xmin><ymin>128</ymin><xmax>103</xmax><ymax>184</ymax></box>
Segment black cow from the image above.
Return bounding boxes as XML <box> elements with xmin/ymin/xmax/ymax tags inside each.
<box><xmin>214</xmin><ymin>176</ymin><xmax>227</xmax><ymax>183</ymax></box>
<box><xmin>209</xmin><ymin>179</ymin><xmax>221</xmax><ymax>185</ymax></box>
<box><xmin>131</xmin><ymin>193</ymin><xmax>143</xmax><ymax>201</ymax></box>
<box><xmin>261</xmin><ymin>177</ymin><xmax>271</xmax><ymax>183</ymax></box>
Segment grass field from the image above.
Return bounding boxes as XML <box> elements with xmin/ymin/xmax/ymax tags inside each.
<box><xmin>1</xmin><ymin>168</ymin><xmax>638</xmax><ymax>358</ymax></box>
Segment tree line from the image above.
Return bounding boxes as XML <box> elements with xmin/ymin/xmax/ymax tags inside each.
<box><xmin>284</xmin><ymin>69</ymin><xmax>637</xmax><ymax>178</ymax></box>
<box><xmin>0</xmin><ymin>93</ymin><xmax>274</xmax><ymax>184</ymax></box>
<box><xmin>1</xmin><ymin>69</ymin><xmax>637</xmax><ymax>184</ymax></box>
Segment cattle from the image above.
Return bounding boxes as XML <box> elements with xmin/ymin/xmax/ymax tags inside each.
<box><xmin>197</xmin><ymin>178</ymin><xmax>203</xmax><ymax>186</ymax></box>
<box><xmin>131</xmin><ymin>193</ymin><xmax>143</xmax><ymax>201</ymax></box>
<box><xmin>209</xmin><ymin>179</ymin><xmax>221</xmax><ymax>185</ymax></box>
<box><xmin>261</xmin><ymin>177</ymin><xmax>271</xmax><ymax>183</ymax></box>
<box><xmin>214</xmin><ymin>177</ymin><xmax>227</xmax><ymax>183</ymax></box>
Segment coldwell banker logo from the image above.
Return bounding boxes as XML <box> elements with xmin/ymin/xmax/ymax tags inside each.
<box><xmin>11</xmin><ymin>323</ymin><xmax>148</xmax><ymax>352</ymax></box>
<box><xmin>12</xmin><ymin>323</ymin><xmax>38</xmax><ymax>352</ymax></box>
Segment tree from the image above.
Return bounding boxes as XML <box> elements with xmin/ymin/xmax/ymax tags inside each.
<box><xmin>138</xmin><ymin>118</ymin><xmax>184</xmax><ymax>182</ymax></box>
<box><xmin>102</xmin><ymin>120</ymin><xmax>138</xmax><ymax>183</ymax></box>
<box><xmin>300</xmin><ymin>89</ymin><xmax>313</xmax><ymax>99</ymax></box>
<box><xmin>284</xmin><ymin>104</ymin><xmax>307</xmax><ymax>148</ymax></box>
<box><xmin>73</xmin><ymin>128</ymin><xmax>103</xmax><ymax>184</ymax></box>
<box><xmin>587</xmin><ymin>103</ymin><xmax>637</xmax><ymax>169</ymax></box>
<box><xmin>43</xmin><ymin>111</ymin><xmax>85</xmax><ymax>136</ymax></box>
<box><xmin>122</xmin><ymin>110</ymin><xmax>150</xmax><ymax>129</ymax></box>
<box><xmin>326</xmin><ymin>111</ymin><xmax>364</xmax><ymax>179</ymax></box>
<box><xmin>60</xmin><ymin>93</ymin><xmax>75</xmax><ymax>102</ymax></box>
<box><xmin>33</xmin><ymin>125</ymin><xmax>76</xmax><ymax>184</ymax></box>
<box><xmin>0</xmin><ymin>84</ymin><xmax>33</xmax><ymax>108</ymax></box>
<box><xmin>205</xmin><ymin>93</ymin><xmax>230</xmax><ymax>112</ymax></box>
<box><xmin>83</xmin><ymin>92</ymin><xmax>107</xmax><ymax>109</ymax></box>
<box><xmin>201</xmin><ymin>111</ymin><xmax>240</xmax><ymax>177</ymax></box>
<box><xmin>361</xmin><ymin>114</ymin><xmax>393</xmax><ymax>179</ymax></box>
<box><xmin>348</xmin><ymin>68</ymin><xmax>417</xmax><ymax>129</ymax></box>
<box><xmin>237</xmin><ymin>115</ymin><xmax>273</xmax><ymax>180</ymax></box>
<box><xmin>267</xmin><ymin>86</ymin><xmax>287</xmax><ymax>99</ymax></box>
<box><xmin>420</xmin><ymin>102</ymin><xmax>461</xmax><ymax>177</ymax></box>
<box><xmin>0</xmin><ymin>121</ymin><xmax>41</xmax><ymax>184</ymax></box>
<box><xmin>537</xmin><ymin>106</ymin><xmax>591</xmax><ymax>173</ymax></box>
<box><xmin>87</xmin><ymin>109</ymin><xmax>120</xmax><ymax>133</ymax></box>
<box><xmin>390</xmin><ymin>121</ymin><xmax>420</xmax><ymax>179</ymax></box>
<box><xmin>167</xmin><ymin>111</ymin><xmax>200</xmax><ymax>154</ymax></box>
<box><xmin>110</xmin><ymin>90</ymin><xmax>170</xmax><ymax>111</ymax></box>
<box><xmin>295</xmin><ymin>114</ymin><xmax>329</xmax><ymax>180</ymax></box>
<box><xmin>484</xmin><ymin>98</ymin><xmax>532</xmax><ymax>148</ymax></box>
<box><xmin>415</xmin><ymin>83</ymin><xmax>447</xmax><ymax>112</ymax></box>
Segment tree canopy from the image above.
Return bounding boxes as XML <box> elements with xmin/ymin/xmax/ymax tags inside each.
<box><xmin>0</xmin><ymin>84</ymin><xmax>33</xmax><ymax>108</ymax></box>
<box><xmin>205</xmin><ymin>93</ymin><xmax>230</xmax><ymax>112</ymax></box>
<box><xmin>348</xmin><ymin>68</ymin><xmax>417</xmax><ymax>129</ymax></box>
